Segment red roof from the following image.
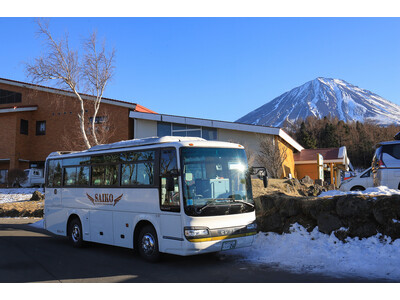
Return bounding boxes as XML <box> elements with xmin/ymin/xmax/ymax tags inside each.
<box><xmin>135</xmin><ymin>104</ymin><xmax>157</xmax><ymax>114</ymax></box>
<box><xmin>294</xmin><ymin>148</ymin><xmax>340</xmax><ymax>162</ymax></box>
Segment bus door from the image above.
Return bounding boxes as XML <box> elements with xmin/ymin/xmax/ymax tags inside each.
<box><xmin>45</xmin><ymin>159</ymin><xmax>64</xmax><ymax>234</ymax></box>
<box><xmin>46</xmin><ymin>159</ymin><xmax>62</xmax><ymax>206</ymax></box>
<box><xmin>159</xmin><ymin>148</ymin><xmax>183</xmax><ymax>250</ymax></box>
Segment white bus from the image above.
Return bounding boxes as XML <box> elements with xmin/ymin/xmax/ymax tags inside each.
<box><xmin>44</xmin><ymin>136</ymin><xmax>265</xmax><ymax>261</ymax></box>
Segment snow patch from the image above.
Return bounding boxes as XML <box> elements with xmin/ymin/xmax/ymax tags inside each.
<box><xmin>226</xmin><ymin>223</ymin><xmax>400</xmax><ymax>281</ymax></box>
<box><xmin>318</xmin><ymin>186</ymin><xmax>400</xmax><ymax>198</ymax></box>
<box><xmin>0</xmin><ymin>188</ymin><xmax>44</xmax><ymax>204</ymax></box>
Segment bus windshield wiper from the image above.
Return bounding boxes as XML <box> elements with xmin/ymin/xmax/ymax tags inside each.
<box><xmin>195</xmin><ymin>198</ymin><xmax>230</xmax><ymax>214</ymax></box>
<box><xmin>196</xmin><ymin>200</ymin><xmax>217</xmax><ymax>214</ymax></box>
<box><xmin>196</xmin><ymin>198</ymin><xmax>253</xmax><ymax>214</ymax></box>
<box><xmin>230</xmin><ymin>199</ymin><xmax>254</xmax><ymax>208</ymax></box>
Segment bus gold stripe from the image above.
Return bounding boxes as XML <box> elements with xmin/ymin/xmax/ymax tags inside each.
<box><xmin>187</xmin><ymin>231</ymin><xmax>257</xmax><ymax>242</ymax></box>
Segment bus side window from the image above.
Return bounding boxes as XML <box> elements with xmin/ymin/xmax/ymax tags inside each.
<box><xmin>160</xmin><ymin>149</ymin><xmax>180</xmax><ymax>212</ymax></box>
<box><xmin>63</xmin><ymin>167</ymin><xmax>77</xmax><ymax>186</ymax></box>
<box><xmin>48</xmin><ymin>160</ymin><xmax>62</xmax><ymax>187</ymax></box>
<box><xmin>121</xmin><ymin>162</ymin><xmax>154</xmax><ymax>186</ymax></box>
<box><xmin>77</xmin><ymin>166</ymin><xmax>90</xmax><ymax>186</ymax></box>
<box><xmin>92</xmin><ymin>165</ymin><xmax>119</xmax><ymax>186</ymax></box>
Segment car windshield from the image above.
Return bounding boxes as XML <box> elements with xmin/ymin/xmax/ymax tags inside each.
<box><xmin>180</xmin><ymin>147</ymin><xmax>254</xmax><ymax>216</ymax></box>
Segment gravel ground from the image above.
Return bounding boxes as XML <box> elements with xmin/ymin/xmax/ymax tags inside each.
<box><xmin>0</xmin><ymin>188</ymin><xmax>44</xmax><ymax>217</ymax></box>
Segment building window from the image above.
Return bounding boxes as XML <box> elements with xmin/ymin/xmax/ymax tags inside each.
<box><xmin>89</xmin><ymin>116</ymin><xmax>107</xmax><ymax>124</ymax></box>
<box><xmin>20</xmin><ymin>119</ymin><xmax>28</xmax><ymax>135</ymax></box>
<box><xmin>157</xmin><ymin>122</ymin><xmax>171</xmax><ymax>136</ymax></box>
<box><xmin>0</xmin><ymin>89</ymin><xmax>22</xmax><ymax>104</ymax></box>
<box><xmin>172</xmin><ymin>124</ymin><xmax>201</xmax><ymax>137</ymax></box>
<box><xmin>157</xmin><ymin>122</ymin><xmax>218</xmax><ymax>140</ymax></box>
<box><xmin>36</xmin><ymin>121</ymin><xmax>46</xmax><ymax>135</ymax></box>
<box><xmin>202</xmin><ymin>127</ymin><xmax>217</xmax><ymax>140</ymax></box>
<box><xmin>0</xmin><ymin>170</ymin><xmax>8</xmax><ymax>184</ymax></box>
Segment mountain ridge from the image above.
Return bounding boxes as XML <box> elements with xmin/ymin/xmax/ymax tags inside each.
<box><xmin>236</xmin><ymin>77</ymin><xmax>400</xmax><ymax>127</ymax></box>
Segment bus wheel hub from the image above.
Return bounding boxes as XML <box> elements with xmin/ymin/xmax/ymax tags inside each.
<box><xmin>142</xmin><ymin>234</ymin><xmax>155</xmax><ymax>254</ymax></box>
<box><xmin>72</xmin><ymin>225</ymin><xmax>80</xmax><ymax>242</ymax></box>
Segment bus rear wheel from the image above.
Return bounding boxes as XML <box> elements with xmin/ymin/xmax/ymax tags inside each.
<box><xmin>68</xmin><ymin>218</ymin><xmax>84</xmax><ymax>248</ymax></box>
<box><xmin>138</xmin><ymin>225</ymin><xmax>160</xmax><ymax>262</ymax></box>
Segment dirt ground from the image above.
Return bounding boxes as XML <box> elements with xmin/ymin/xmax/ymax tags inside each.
<box><xmin>252</xmin><ymin>178</ymin><xmax>304</xmax><ymax>198</ymax></box>
<box><xmin>0</xmin><ymin>200</ymin><xmax>44</xmax><ymax>217</ymax></box>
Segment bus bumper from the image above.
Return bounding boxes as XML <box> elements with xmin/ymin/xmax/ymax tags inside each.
<box><xmin>178</xmin><ymin>234</ymin><xmax>256</xmax><ymax>256</ymax></box>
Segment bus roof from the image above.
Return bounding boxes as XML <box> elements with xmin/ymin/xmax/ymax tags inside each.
<box><xmin>47</xmin><ymin>136</ymin><xmax>244</xmax><ymax>159</ymax></box>
<box><xmin>87</xmin><ymin>136</ymin><xmax>206</xmax><ymax>152</ymax></box>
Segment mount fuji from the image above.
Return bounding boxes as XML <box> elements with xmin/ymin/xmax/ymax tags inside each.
<box><xmin>236</xmin><ymin>77</ymin><xmax>400</xmax><ymax>127</ymax></box>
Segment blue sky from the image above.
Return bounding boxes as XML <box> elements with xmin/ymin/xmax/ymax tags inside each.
<box><xmin>1</xmin><ymin>17</ymin><xmax>400</xmax><ymax>121</ymax></box>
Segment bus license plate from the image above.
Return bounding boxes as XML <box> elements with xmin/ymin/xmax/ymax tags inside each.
<box><xmin>221</xmin><ymin>240</ymin><xmax>237</xmax><ymax>251</ymax></box>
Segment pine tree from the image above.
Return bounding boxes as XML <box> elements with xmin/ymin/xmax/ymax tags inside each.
<box><xmin>296</xmin><ymin>122</ymin><xmax>317</xmax><ymax>149</ymax></box>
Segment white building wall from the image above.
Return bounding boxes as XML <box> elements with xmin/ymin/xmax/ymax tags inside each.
<box><xmin>133</xmin><ymin>118</ymin><xmax>272</xmax><ymax>159</ymax></box>
<box><xmin>134</xmin><ymin>119</ymin><xmax>157</xmax><ymax>138</ymax></box>
<box><xmin>217</xmin><ymin>129</ymin><xmax>262</xmax><ymax>153</ymax></box>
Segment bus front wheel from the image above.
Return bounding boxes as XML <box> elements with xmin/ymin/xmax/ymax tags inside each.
<box><xmin>138</xmin><ymin>225</ymin><xmax>160</xmax><ymax>262</ymax></box>
<box><xmin>68</xmin><ymin>218</ymin><xmax>84</xmax><ymax>248</ymax></box>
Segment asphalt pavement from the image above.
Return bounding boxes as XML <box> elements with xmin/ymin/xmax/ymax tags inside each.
<box><xmin>0</xmin><ymin>218</ymin><xmax>378</xmax><ymax>283</ymax></box>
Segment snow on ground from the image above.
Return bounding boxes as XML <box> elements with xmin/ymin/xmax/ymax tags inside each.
<box><xmin>225</xmin><ymin>186</ymin><xmax>400</xmax><ymax>281</ymax></box>
<box><xmin>319</xmin><ymin>186</ymin><xmax>400</xmax><ymax>198</ymax></box>
<box><xmin>0</xmin><ymin>188</ymin><xmax>44</xmax><ymax>204</ymax></box>
<box><xmin>226</xmin><ymin>224</ymin><xmax>400</xmax><ymax>281</ymax></box>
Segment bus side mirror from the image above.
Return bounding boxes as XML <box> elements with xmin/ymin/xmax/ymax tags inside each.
<box><xmin>166</xmin><ymin>177</ymin><xmax>175</xmax><ymax>192</ymax></box>
<box><xmin>262</xmin><ymin>175</ymin><xmax>268</xmax><ymax>188</ymax></box>
<box><xmin>251</xmin><ymin>167</ymin><xmax>268</xmax><ymax>188</ymax></box>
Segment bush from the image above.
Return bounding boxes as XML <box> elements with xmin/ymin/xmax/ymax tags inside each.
<box><xmin>31</xmin><ymin>191</ymin><xmax>45</xmax><ymax>201</ymax></box>
<box><xmin>7</xmin><ymin>168</ymin><xmax>27</xmax><ymax>187</ymax></box>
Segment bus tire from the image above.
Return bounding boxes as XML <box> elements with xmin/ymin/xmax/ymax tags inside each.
<box><xmin>138</xmin><ymin>225</ymin><xmax>160</xmax><ymax>262</ymax></box>
<box><xmin>68</xmin><ymin>218</ymin><xmax>84</xmax><ymax>248</ymax></box>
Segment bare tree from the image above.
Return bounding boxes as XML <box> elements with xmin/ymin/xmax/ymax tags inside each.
<box><xmin>7</xmin><ymin>168</ymin><xmax>27</xmax><ymax>187</ymax></box>
<box><xmin>256</xmin><ymin>135</ymin><xmax>288</xmax><ymax>178</ymax></box>
<box><xmin>26</xmin><ymin>18</ymin><xmax>115</xmax><ymax>149</ymax></box>
<box><xmin>59</xmin><ymin>109</ymin><xmax>117</xmax><ymax>150</ymax></box>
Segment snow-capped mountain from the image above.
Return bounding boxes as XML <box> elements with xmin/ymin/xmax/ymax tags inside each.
<box><xmin>236</xmin><ymin>77</ymin><xmax>400</xmax><ymax>127</ymax></box>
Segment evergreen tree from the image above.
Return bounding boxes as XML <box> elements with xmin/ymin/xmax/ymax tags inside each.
<box><xmin>296</xmin><ymin>122</ymin><xmax>317</xmax><ymax>149</ymax></box>
<box><xmin>287</xmin><ymin>116</ymin><xmax>400</xmax><ymax>169</ymax></box>
<box><xmin>320</xmin><ymin>122</ymin><xmax>339</xmax><ymax>148</ymax></box>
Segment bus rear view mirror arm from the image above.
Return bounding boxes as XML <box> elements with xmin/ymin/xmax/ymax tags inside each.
<box><xmin>166</xmin><ymin>177</ymin><xmax>175</xmax><ymax>192</ymax></box>
<box><xmin>250</xmin><ymin>167</ymin><xmax>268</xmax><ymax>188</ymax></box>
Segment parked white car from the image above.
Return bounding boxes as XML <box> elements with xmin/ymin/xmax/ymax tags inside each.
<box><xmin>372</xmin><ymin>141</ymin><xmax>400</xmax><ymax>189</ymax></box>
<box><xmin>339</xmin><ymin>167</ymin><xmax>373</xmax><ymax>191</ymax></box>
<box><xmin>19</xmin><ymin>168</ymin><xmax>45</xmax><ymax>188</ymax></box>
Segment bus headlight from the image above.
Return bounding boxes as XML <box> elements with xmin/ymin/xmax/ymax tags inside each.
<box><xmin>246</xmin><ymin>222</ymin><xmax>257</xmax><ymax>231</ymax></box>
<box><xmin>184</xmin><ymin>227</ymin><xmax>210</xmax><ymax>238</ymax></box>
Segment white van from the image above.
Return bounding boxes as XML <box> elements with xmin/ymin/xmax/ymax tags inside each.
<box><xmin>16</xmin><ymin>169</ymin><xmax>45</xmax><ymax>188</ymax></box>
<box><xmin>339</xmin><ymin>167</ymin><xmax>373</xmax><ymax>192</ymax></box>
<box><xmin>372</xmin><ymin>141</ymin><xmax>400</xmax><ymax>189</ymax></box>
<box><xmin>44</xmin><ymin>137</ymin><xmax>266</xmax><ymax>261</ymax></box>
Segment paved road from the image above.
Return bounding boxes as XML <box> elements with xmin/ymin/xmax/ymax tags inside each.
<box><xmin>0</xmin><ymin>218</ymin><xmax>377</xmax><ymax>283</ymax></box>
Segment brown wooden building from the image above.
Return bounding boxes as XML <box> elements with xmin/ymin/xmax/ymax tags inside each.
<box><xmin>294</xmin><ymin>147</ymin><xmax>351</xmax><ymax>187</ymax></box>
<box><xmin>0</xmin><ymin>77</ymin><xmax>154</xmax><ymax>184</ymax></box>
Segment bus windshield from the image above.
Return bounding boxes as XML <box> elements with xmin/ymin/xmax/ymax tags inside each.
<box><xmin>181</xmin><ymin>147</ymin><xmax>254</xmax><ymax>216</ymax></box>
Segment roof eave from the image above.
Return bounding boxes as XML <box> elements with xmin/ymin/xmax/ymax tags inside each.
<box><xmin>129</xmin><ymin>111</ymin><xmax>305</xmax><ymax>151</ymax></box>
<box><xmin>0</xmin><ymin>78</ymin><xmax>137</xmax><ymax>110</ymax></box>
